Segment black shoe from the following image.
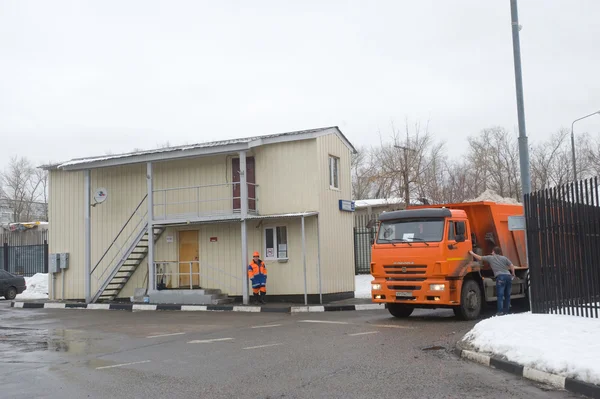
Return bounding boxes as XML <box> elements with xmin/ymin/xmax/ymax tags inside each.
<box><xmin>253</xmin><ymin>294</ymin><xmax>260</xmax><ymax>304</ymax></box>
<box><xmin>260</xmin><ymin>293</ymin><xmax>266</xmax><ymax>304</ymax></box>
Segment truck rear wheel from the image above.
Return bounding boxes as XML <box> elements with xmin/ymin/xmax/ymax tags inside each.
<box><xmin>388</xmin><ymin>303</ymin><xmax>414</xmax><ymax>318</ymax></box>
<box><xmin>454</xmin><ymin>279</ymin><xmax>482</xmax><ymax>320</ymax></box>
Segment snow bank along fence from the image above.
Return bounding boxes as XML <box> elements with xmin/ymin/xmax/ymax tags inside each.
<box><xmin>0</xmin><ymin>230</ymin><xmax>48</xmax><ymax>277</ymax></box>
<box><xmin>525</xmin><ymin>177</ymin><xmax>600</xmax><ymax>318</ymax></box>
<box><xmin>354</xmin><ymin>213</ymin><xmax>380</xmax><ymax>275</ymax></box>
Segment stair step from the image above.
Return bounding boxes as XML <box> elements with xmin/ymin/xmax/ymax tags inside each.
<box><xmin>212</xmin><ymin>298</ymin><xmax>234</xmax><ymax>305</ymax></box>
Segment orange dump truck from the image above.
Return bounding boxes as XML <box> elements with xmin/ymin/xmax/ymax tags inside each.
<box><xmin>370</xmin><ymin>201</ymin><xmax>528</xmax><ymax>320</ymax></box>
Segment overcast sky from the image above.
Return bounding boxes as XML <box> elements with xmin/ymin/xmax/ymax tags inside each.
<box><xmin>1</xmin><ymin>0</ymin><xmax>599</xmax><ymax>167</ymax></box>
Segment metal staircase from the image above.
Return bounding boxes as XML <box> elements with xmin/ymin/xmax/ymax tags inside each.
<box><xmin>91</xmin><ymin>195</ymin><xmax>165</xmax><ymax>303</ymax></box>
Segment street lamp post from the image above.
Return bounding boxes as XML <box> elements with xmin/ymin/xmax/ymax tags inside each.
<box><xmin>571</xmin><ymin>111</ymin><xmax>600</xmax><ymax>181</ymax></box>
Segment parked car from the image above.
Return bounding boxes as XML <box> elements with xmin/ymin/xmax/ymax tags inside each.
<box><xmin>0</xmin><ymin>270</ymin><xmax>26</xmax><ymax>300</ymax></box>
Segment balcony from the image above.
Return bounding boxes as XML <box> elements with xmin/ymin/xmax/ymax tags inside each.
<box><xmin>152</xmin><ymin>182</ymin><xmax>258</xmax><ymax>224</ymax></box>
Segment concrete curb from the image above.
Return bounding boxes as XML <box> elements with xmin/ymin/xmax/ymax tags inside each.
<box><xmin>11</xmin><ymin>301</ymin><xmax>386</xmax><ymax>314</ymax></box>
<box><xmin>454</xmin><ymin>346</ymin><xmax>600</xmax><ymax>399</ymax></box>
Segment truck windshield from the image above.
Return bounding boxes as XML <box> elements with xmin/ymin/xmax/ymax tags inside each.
<box><xmin>377</xmin><ymin>218</ymin><xmax>445</xmax><ymax>244</ymax></box>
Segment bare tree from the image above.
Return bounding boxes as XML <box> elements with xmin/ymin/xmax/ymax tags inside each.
<box><xmin>0</xmin><ymin>157</ymin><xmax>48</xmax><ymax>222</ymax></box>
<box><xmin>465</xmin><ymin>127</ymin><xmax>521</xmax><ymax>201</ymax></box>
<box><xmin>351</xmin><ymin>146</ymin><xmax>379</xmax><ymax>200</ymax></box>
<box><xmin>373</xmin><ymin>119</ymin><xmax>445</xmax><ymax>206</ymax></box>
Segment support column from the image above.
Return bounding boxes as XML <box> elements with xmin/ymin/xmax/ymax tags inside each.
<box><xmin>302</xmin><ymin>215</ymin><xmax>308</xmax><ymax>305</ymax></box>
<box><xmin>316</xmin><ymin>215</ymin><xmax>322</xmax><ymax>304</ymax></box>
<box><xmin>239</xmin><ymin>151</ymin><xmax>249</xmax><ymax>305</ymax></box>
<box><xmin>84</xmin><ymin>170</ymin><xmax>91</xmax><ymax>303</ymax></box>
<box><xmin>147</xmin><ymin>162</ymin><xmax>155</xmax><ymax>293</ymax></box>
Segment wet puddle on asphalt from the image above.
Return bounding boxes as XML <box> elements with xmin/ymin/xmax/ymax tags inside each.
<box><xmin>0</xmin><ymin>326</ymin><xmax>111</xmax><ymax>366</ymax></box>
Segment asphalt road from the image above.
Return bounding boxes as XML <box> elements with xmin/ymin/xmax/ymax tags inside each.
<box><xmin>0</xmin><ymin>300</ymin><xmax>584</xmax><ymax>399</ymax></box>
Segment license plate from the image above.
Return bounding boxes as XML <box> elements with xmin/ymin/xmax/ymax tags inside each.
<box><xmin>396</xmin><ymin>291</ymin><xmax>412</xmax><ymax>298</ymax></box>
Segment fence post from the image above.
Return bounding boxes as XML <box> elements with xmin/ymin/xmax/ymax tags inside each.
<box><xmin>44</xmin><ymin>239</ymin><xmax>49</xmax><ymax>273</ymax></box>
<box><xmin>2</xmin><ymin>242</ymin><xmax>8</xmax><ymax>272</ymax></box>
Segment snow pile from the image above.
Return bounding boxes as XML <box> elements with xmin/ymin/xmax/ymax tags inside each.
<box><xmin>355</xmin><ymin>274</ymin><xmax>372</xmax><ymax>298</ymax></box>
<box><xmin>465</xmin><ymin>189</ymin><xmax>521</xmax><ymax>205</ymax></box>
<box><xmin>462</xmin><ymin>312</ymin><xmax>600</xmax><ymax>385</ymax></box>
<box><xmin>16</xmin><ymin>273</ymin><xmax>49</xmax><ymax>300</ymax></box>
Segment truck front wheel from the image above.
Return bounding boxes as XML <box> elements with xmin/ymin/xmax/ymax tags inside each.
<box><xmin>454</xmin><ymin>279</ymin><xmax>482</xmax><ymax>320</ymax></box>
<box><xmin>388</xmin><ymin>303</ymin><xmax>414</xmax><ymax>318</ymax></box>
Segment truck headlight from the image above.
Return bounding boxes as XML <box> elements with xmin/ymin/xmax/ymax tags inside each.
<box><xmin>429</xmin><ymin>284</ymin><xmax>445</xmax><ymax>291</ymax></box>
<box><xmin>372</xmin><ymin>284</ymin><xmax>382</xmax><ymax>291</ymax></box>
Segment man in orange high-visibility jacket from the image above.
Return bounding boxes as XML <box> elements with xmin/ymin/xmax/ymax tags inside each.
<box><xmin>248</xmin><ymin>251</ymin><xmax>267</xmax><ymax>304</ymax></box>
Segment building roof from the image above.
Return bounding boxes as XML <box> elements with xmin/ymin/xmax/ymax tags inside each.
<box><xmin>43</xmin><ymin>126</ymin><xmax>356</xmax><ymax>171</ymax></box>
<box><xmin>354</xmin><ymin>198</ymin><xmax>403</xmax><ymax>209</ymax></box>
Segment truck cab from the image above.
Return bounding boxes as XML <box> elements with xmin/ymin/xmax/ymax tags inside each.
<box><xmin>370</xmin><ymin>202</ymin><xmax>529</xmax><ymax>320</ymax></box>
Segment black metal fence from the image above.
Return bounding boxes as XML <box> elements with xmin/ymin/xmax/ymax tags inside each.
<box><xmin>525</xmin><ymin>177</ymin><xmax>600</xmax><ymax>318</ymax></box>
<box><xmin>354</xmin><ymin>214</ymin><xmax>377</xmax><ymax>275</ymax></box>
<box><xmin>0</xmin><ymin>230</ymin><xmax>48</xmax><ymax>277</ymax></box>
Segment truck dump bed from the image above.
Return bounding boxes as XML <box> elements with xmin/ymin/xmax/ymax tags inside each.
<box><xmin>409</xmin><ymin>201</ymin><xmax>527</xmax><ymax>267</ymax></box>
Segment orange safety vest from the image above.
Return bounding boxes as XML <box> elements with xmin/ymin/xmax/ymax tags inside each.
<box><xmin>248</xmin><ymin>260</ymin><xmax>267</xmax><ymax>286</ymax></box>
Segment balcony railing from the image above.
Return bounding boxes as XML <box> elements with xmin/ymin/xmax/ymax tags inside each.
<box><xmin>154</xmin><ymin>261</ymin><xmax>242</xmax><ymax>294</ymax></box>
<box><xmin>152</xmin><ymin>182</ymin><xmax>258</xmax><ymax>222</ymax></box>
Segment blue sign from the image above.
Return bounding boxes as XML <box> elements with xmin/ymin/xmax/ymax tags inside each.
<box><xmin>339</xmin><ymin>200</ymin><xmax>355</xmax><ymax>212</ymax></box>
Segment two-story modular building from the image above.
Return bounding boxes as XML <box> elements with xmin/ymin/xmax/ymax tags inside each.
<box><xmin>44</xmin><ymin>127</ymin><xmax>356</xmax><ymax>305</ymax></box>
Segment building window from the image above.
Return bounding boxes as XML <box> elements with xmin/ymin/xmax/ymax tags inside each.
<box><xmin>265</xmin><ymin>226</ymin><xmax>288</xmax><ymax>259</ymax></box>
<box><xmin>329</xmin><ymin>155</ymin><xmax>340</xmax><ymax>189</ymax></box>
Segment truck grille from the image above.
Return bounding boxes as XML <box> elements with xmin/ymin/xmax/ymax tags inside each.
<box><xmin>383</xmin><ymin>265</ymin><xmax>427</xmax><ymax>277</ymax></box>
<box><xmin>388</xmin><ymin>285</ymin><xmax>421</xmax><ymax>290</ymax></box>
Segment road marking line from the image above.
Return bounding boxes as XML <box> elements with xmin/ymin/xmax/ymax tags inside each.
<box><xmin>298</xmin><ymin>320</ymin><xmax>349</xmax><ymax>325</ymax></box>
<box><xmin>96</xmin><ymin>360</ymin><xmax>151</xmax><ymax>370</ymax></box>
<box><xmin>251</xmin><ymin>324</ymin><xmax>282</xmax><ymax>329</ymax></box>
<box><xmin>146</xmin><ymin>332</ymin><xmax>185</xmax><ymax>339</ymax></box>
<box><xmin>243</xmin><ymin>343</ymin><xmax>282</xmax><ymax>350</ymax></box>
<box><xmin>188</xmin><ymin>338</ymin><xmax>233</xmax><ymax>344</ymax></box>
<box><xmin>371</xmin><ymin>324</ymin><xmax>414</xmax><ymax>329</ymax></box>
<box><xmin>348</xmin><ymin>331</ymin><xmax>380</xmax><ymax>336</ymax></box>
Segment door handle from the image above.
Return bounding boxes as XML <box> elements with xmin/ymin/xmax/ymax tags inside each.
<box><xmin>448</xmin><ymin>244</ymin><xmax>457</xmax><ymax>250</ymax></box>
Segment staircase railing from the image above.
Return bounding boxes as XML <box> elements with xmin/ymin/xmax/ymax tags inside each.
<box><xmin>91</xmin><ymin>195</ymin><xmax>148</xmax><ymax>300</ymax></box>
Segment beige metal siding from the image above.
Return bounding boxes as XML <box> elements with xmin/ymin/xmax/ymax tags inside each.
<box><xmin>152</xmin><ymin>156</ymin><xmax>235</xmax><ymax>219</ymax></box>
<box><xmin>253</xmin><ymin>140</ymin><xmax>319</xmax><ymax>215</ymax></box>
<box><xmin>316</xmin><ymin>134</ymin><xmax>355</xmax><ymax>294</ymax></box>
<box><xmin>88</xmin><ymin>165</ymin><xmax>147</xmax><ymax>298</ymax></box>
<box><xmin>48</xmin><ymin>170</ymin><xmax>85</xmax><ymax>299</ymax></box>
<box><xmin>50</xmin><ymin>136</ymin><xmax>341</xmax><ymax>299</ymax></box>
<box><xmin>123</xmin><ymin>218</ymin><xmax>319</xmax><ymax>296</ymax></box>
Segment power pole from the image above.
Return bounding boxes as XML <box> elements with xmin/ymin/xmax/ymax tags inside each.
<box><xmin>510</xmin><ymin>0</ymin><xmax>531</xmax><ymax>196</ymax></box>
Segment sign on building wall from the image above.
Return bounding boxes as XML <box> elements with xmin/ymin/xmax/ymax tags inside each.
<box><xmin>339</xmin><ymin>200</ymin><xmax>355</xmax><ymax>212</ymax></box>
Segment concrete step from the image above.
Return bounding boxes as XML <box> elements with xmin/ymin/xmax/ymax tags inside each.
<box><xmin>212</xmin><ymin>297</ymin><xmax>234</xmax><ymax>305</ymax></box>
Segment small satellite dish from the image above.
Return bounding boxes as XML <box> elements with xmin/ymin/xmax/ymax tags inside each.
<box><xmin>93</xmin><ymin>188</ymin><xmax>108</xmax><ymax>205</ymax></box>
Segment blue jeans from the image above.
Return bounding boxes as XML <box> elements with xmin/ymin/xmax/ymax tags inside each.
<box><xmin>496</xmin><ymin>274</ymin><xmax>513</xmax><ymax>314</ymax></box>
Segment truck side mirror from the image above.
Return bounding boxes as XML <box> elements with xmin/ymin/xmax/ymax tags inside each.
<box><xmin>455</xmin><ymin>234</ymin><xmax>466</xmax><ymax>243</ymax></box>
<box><xmin>456</xmin><ymin>222</ymin><xmax>465</xmax><ymax>236</ymax></box>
